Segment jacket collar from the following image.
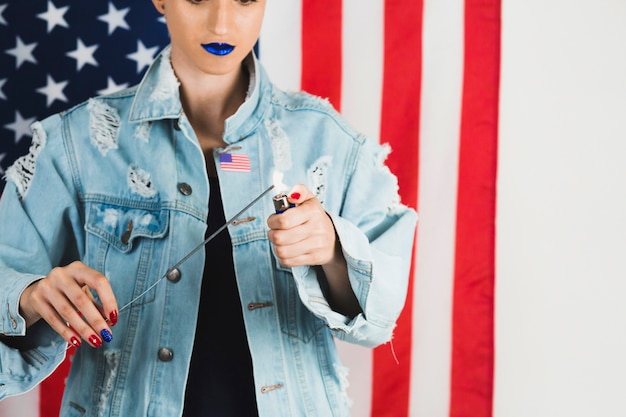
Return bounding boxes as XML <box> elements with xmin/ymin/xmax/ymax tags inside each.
<box><xmin>128</xmin><ymin>45</ymin><xmax>270</xmax><ymax>145</ymax></box>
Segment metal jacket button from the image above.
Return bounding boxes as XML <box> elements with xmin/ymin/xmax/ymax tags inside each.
<box><xmin>157</xmin><ymin>347</ymin><xmax>173</xmax><ymax>362</ymax></box>
<box><xmin>248</xmin><ymin>302</ymin><xmax>274</xmax><ymax>311</ymax></box>
<box><xmin>121</xmin><ymin>220</ymin><xmax>133</xmax><ymax>245</ymax></box>
<box><xmin>166</xmin><ymin>268</ymin><xmax>181</xmax><ymax>283</ymax></box>
<box><xmin>177</xmin><ymin>182</ymin><xmax>192</xmax><ymax>196</ymax></box>
<box><xmin>121</xmin><ymin>230</ymin><xmax>131</xmax><ymax>245</ymax></box>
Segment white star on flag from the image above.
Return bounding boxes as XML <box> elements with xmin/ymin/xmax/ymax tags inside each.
<box><xmin>37</xmin><ymin>1</ymin><xmax>70</xmax><ymax>33</ymax></box>
<box><xmin>0</xmin><ymin>78</ymin><xmax>6</xmax><ymax>101</ymax></box>
<box><xmin>0</xmin><ymin>153</ymin><xmax>6</xmax><ymax>176</ymax></box>
<box><xmin>127</xmin><ymin>40</ymin><xmax>159</xmax><ymax>74</ymax></box>
<box><xmin>97</xmin><ymin>77</ymin><xmax>130</xmax><ymax>96</ymax></box>
<box><xmin>0</xmin><ymin>4</ymin><xmax>7</xmax><ymax>26</ymax></box>
<box><xmin>5</xmin><ymin>36</ymin><xmax>38</xmax><ymax>69</ymax></box>
<box><xmin>36</xmin><ymin>75</ymin><xmax>69</xmax><ymax>107</ymax></box>
<box><xmin>98</xmin><ymin>3</ymin><xmax>131</xmax><ymax>35</ymax></box>
<box><xmin>5</xmin><ymin>111</ymin><xmax>36</xmax><ymax>144</ymax></box>
<box><xmin>0</xmin><ymin>2</ymin><xmax>170</xmax><ymax>194</ymax></box>
<box><xmin>66</xmin><ymin>39</ymin><xmax>99</xmax><ymax>72</ymax></box>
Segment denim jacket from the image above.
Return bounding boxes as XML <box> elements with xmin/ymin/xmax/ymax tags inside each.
<box><xmin>0</xmin><ymin>46</ymin><xmax>417</xmax><ymax>416</ymax></box>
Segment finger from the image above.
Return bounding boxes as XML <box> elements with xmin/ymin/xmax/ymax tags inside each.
<box><xmin>24</xmin><ymin>267</ymin><xmax>108</xmax><ymax>348</ymax></box>
<box><xmin>64</xmin><ymin>309</ymin><xmax>103</xmax><ymax>348</ymax></box>
<box><xmin>28</xmin><ymin>285</ymin><xmax>85</xmax><ymax>348</ymax></box>
<box><xmin>53</xmin><ymin>286</ymin><xmax>108</xmax><ymax>347</ymax></box>
<box><xmin>267</xmin><ymin>209</ymin><xmax>297</xmax><ymax>230</ymax></box>
<box><xmin>273</xmin><ymin>220</ymin><xmax>338</xmax><ymax>265</ymax></box>
<box><xmin>67</xmin><ymin>261</ymin><xmax>118</xmax><ymax>330</ymax></box>
<box><xmin>267</xmin><ymin>201</ymin><xmax>314</xmax><ymax>231</ymax></box>
<box><xmin>268</xmin><ymin>224</ymin><xmax>306</xmax><ymax>246</ymax></box>
<box><xmin>63</xmin><ymin>286</ymin><xmax>113</xmax><ymax>345</ymax></box>
<box><xmin>80</xmin><ymin>286</ymin><xmax>110</xmax><ymax>323</ymax></box>
<box><xmin>267</xmin><ymin>185</ymin><xmax>318</xmax><ymax>230</ymax></box>
<box><xmin>45</xmin><ymin>264</ymin><xmax>113</xmax><ymax>345</ymax></box>
<box><xmin>275</xmin><ymin>250</ymin><xmax>328</xmax><ymax>268</ymax></box>
<box><xmin>269</xmin><ymin>207</ymin><xmax>333</xmax><ymax>247</ymax></box>
<box><xmin>80</xmin><ymin>286</ymin><xmax>101</xmax><ymax>314</ymax></box>
<box><xmin>65</xmin><ymin>321</ymin><xmax>83</xmax><ymax>348</ymax></box>
<box><xmin>287</xmin><ymin>184</ymin><xmax>315</xmax><ymax>203</ymax></box>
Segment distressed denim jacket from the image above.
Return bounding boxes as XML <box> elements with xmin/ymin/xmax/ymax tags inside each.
<box><xmin>0</xmin><ymin>47</ymin><xmax>417</xmax><ymax>417</ymax></box>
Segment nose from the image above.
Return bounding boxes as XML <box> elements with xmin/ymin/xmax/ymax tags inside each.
<box><xmin>207</xmin><ymin>0</ymin><xmax>231</xmax><ymax>36</ymax></box>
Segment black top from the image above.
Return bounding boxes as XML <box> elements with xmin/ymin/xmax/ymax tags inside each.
<box><xmin>182</xmin><ymin>177</ymin><xmax>259</xmax><ymax>417</ymax></box>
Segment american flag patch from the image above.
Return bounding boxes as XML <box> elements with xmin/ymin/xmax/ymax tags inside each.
<box><xmin>219</xmin><ymin>153</ymin><xmax>251</xmax><ymax>172</ymax></box>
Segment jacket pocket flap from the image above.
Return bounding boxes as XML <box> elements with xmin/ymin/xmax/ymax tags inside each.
<box><xmin>85</xmin><ymin>202</ymin><xmax>169</xmax><ymax>253</ymax></box>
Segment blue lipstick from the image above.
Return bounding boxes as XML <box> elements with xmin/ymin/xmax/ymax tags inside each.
<box><xmin>202</xmin><ymin>42</ymin><xmax>235</xmax><ymax>56</ymax></box>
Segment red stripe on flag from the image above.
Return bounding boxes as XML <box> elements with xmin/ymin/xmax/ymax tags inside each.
<box><xmin>301</xmin><ymin>0</ymin><xmax>343</xmax><ymax>109</ymax></box>
<box><xmin>40</xmin><ymin>350</ymin><xmax>74</xmax><ymax>417</ymax></box>
<box><xmin>450</xmin><ymin>1</ymin><xmax>501</xmax><ymax>416</ymax></box>
<box><xmin>372</xmin><ymin>2</ymin><xmax>423</xmax><ymax>417</ymax></box>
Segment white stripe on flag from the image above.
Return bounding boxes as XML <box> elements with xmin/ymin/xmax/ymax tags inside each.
<box><xmin>340</xmin><ymin>0</ymin><xmax>384</xmax><ymax>143</ymax></box>
<box><xmin>410</xmin><ymin>0</ymin><xmax>465</xmax><ymax>415</ymax></box>
<box><xmin>335</xmin><ymin>3</ymin><xmax>385</xmax><ymax>416</ymax></box>
<box><xmin>0</xmin><ymin>386</ymin><xmax>39</xmax><ymax>417</ymax></box>
<box><xmin>259</xmin><ymin>0</ymin><xmax>302</xmax><ymax>92</ymax></box>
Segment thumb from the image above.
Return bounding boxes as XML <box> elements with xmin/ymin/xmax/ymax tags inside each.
<box><xmin>287</xmin><ymin>184</ymin><xmax>314</xmax><ymax>204</ymax></box>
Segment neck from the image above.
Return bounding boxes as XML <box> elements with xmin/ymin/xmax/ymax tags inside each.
<box><xmin>175</xmin><ymin>63</ymin><xmax>249</xmax><ymax>152</ymax></box>
<box><xmin>179</xmin><ymin>64</ymin><xmax>248</xmax><ymax>123</ymax></box>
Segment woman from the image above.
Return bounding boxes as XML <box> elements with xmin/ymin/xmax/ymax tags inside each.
<box><xmin>0</xmin><ymin>1</ymin><xmax>417</xmax><ymax>415</ymax></box>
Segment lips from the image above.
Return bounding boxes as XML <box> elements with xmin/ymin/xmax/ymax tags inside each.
<box><xmin>202</xmin><ymin>42</ymin><xmax>235</xmax><ymax>56</ymax></box>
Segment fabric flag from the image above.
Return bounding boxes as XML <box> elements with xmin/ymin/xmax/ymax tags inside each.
<box><xmin>219</xmin><ymin>153</ymin><xmax>252</xmax><ymax>173</ymax></box>
<box><xmin>0</xmin><ymin>1</ymin><xmax>500</xmax><ymax>417</ymax></box>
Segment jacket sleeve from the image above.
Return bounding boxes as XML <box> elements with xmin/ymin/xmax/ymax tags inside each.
<box><xmin>291</xmin><ymin>138</ymin><xmax>418</xmax><ymax>348</ymax></box>
<box><xmin>0</xmin><ymin>117</ymin><xmax>81</xmax><ymax>399</ymax></box>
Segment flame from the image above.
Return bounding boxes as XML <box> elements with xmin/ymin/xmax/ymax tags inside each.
<box><xmin>272</xmin><ymin>170</ymin><xmax>288</xmax><ymax>193</ymax></box>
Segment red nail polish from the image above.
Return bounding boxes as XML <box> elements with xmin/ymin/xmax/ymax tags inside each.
<box><xmin>290</xmin><ymin>192</ymin><xmax>301</xmax><ymax>200</ymax></box>
<box><xmin>70</xmin><ymin>337</ymin><xmax>81</xmax><ymax>348</ymax></box>
<box><xmin>89</xmin><ymin>335</ymin><xmax>102</xmax><ymax>348</ymax></box>
<box><xmin>109</xmin><ymin>310</ymin><xmax>118</xmax><ymax>326</ymax></box>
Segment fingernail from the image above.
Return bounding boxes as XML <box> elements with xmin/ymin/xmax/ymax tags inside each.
<box><xmin>70</xmin><ymin>336</ymin><xmax>81</xmax><ymax>348</ymax></box>
<box><xmin>100</xmin><ymin>329</ymin><xmax>113</xmax><ymax>343</ymax></box>
<box><xmin>290</xmin><ymin>192</ymin><xmax>301</xmax><ymax>200</ymax></box>
<box><xmin>109</xmin><ymin>310</ymin><xmax>118</xmax><ymax>326</ymax></box>
<box><xmin>89</xmin><ymin>335</ymin><xmax>102</xmax><ymax>348</ymax></box>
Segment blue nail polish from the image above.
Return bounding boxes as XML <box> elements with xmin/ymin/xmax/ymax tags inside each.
<box><xmin>100</xmin><ymin>329</ymin><xmax>113</xmax><ymax>343</ymax></box>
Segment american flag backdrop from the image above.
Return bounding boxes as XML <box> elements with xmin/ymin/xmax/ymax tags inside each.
<box><xmin>1</xmin><ymin>0</ymin><xmax>497</xmax><ymax>416</ymax></box>
<box><xmin>5</xmin><ymin>1</ymin><xmax>626</xmax><ymax>417</ymax></box>
<box><xmin>3</xmin><ymin>0</ymin><xmax>497</xmax><ymax>416</ymax></box>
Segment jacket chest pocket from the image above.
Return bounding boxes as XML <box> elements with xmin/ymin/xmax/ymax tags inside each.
<box><xmin>85</xmin><ymin>202</ymin><xmax>170</xmax><ymax>307</ymax></box>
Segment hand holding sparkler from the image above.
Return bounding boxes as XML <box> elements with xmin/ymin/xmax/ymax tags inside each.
<box><xmin>23</xmin><ymin>185</ymin><xmax>276</xmax><ymax>353</ymax></box>
<box><xmin>19</xmin><ymin>261</ymin><xmax>118</xmax><ymax>349</ymax></box>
